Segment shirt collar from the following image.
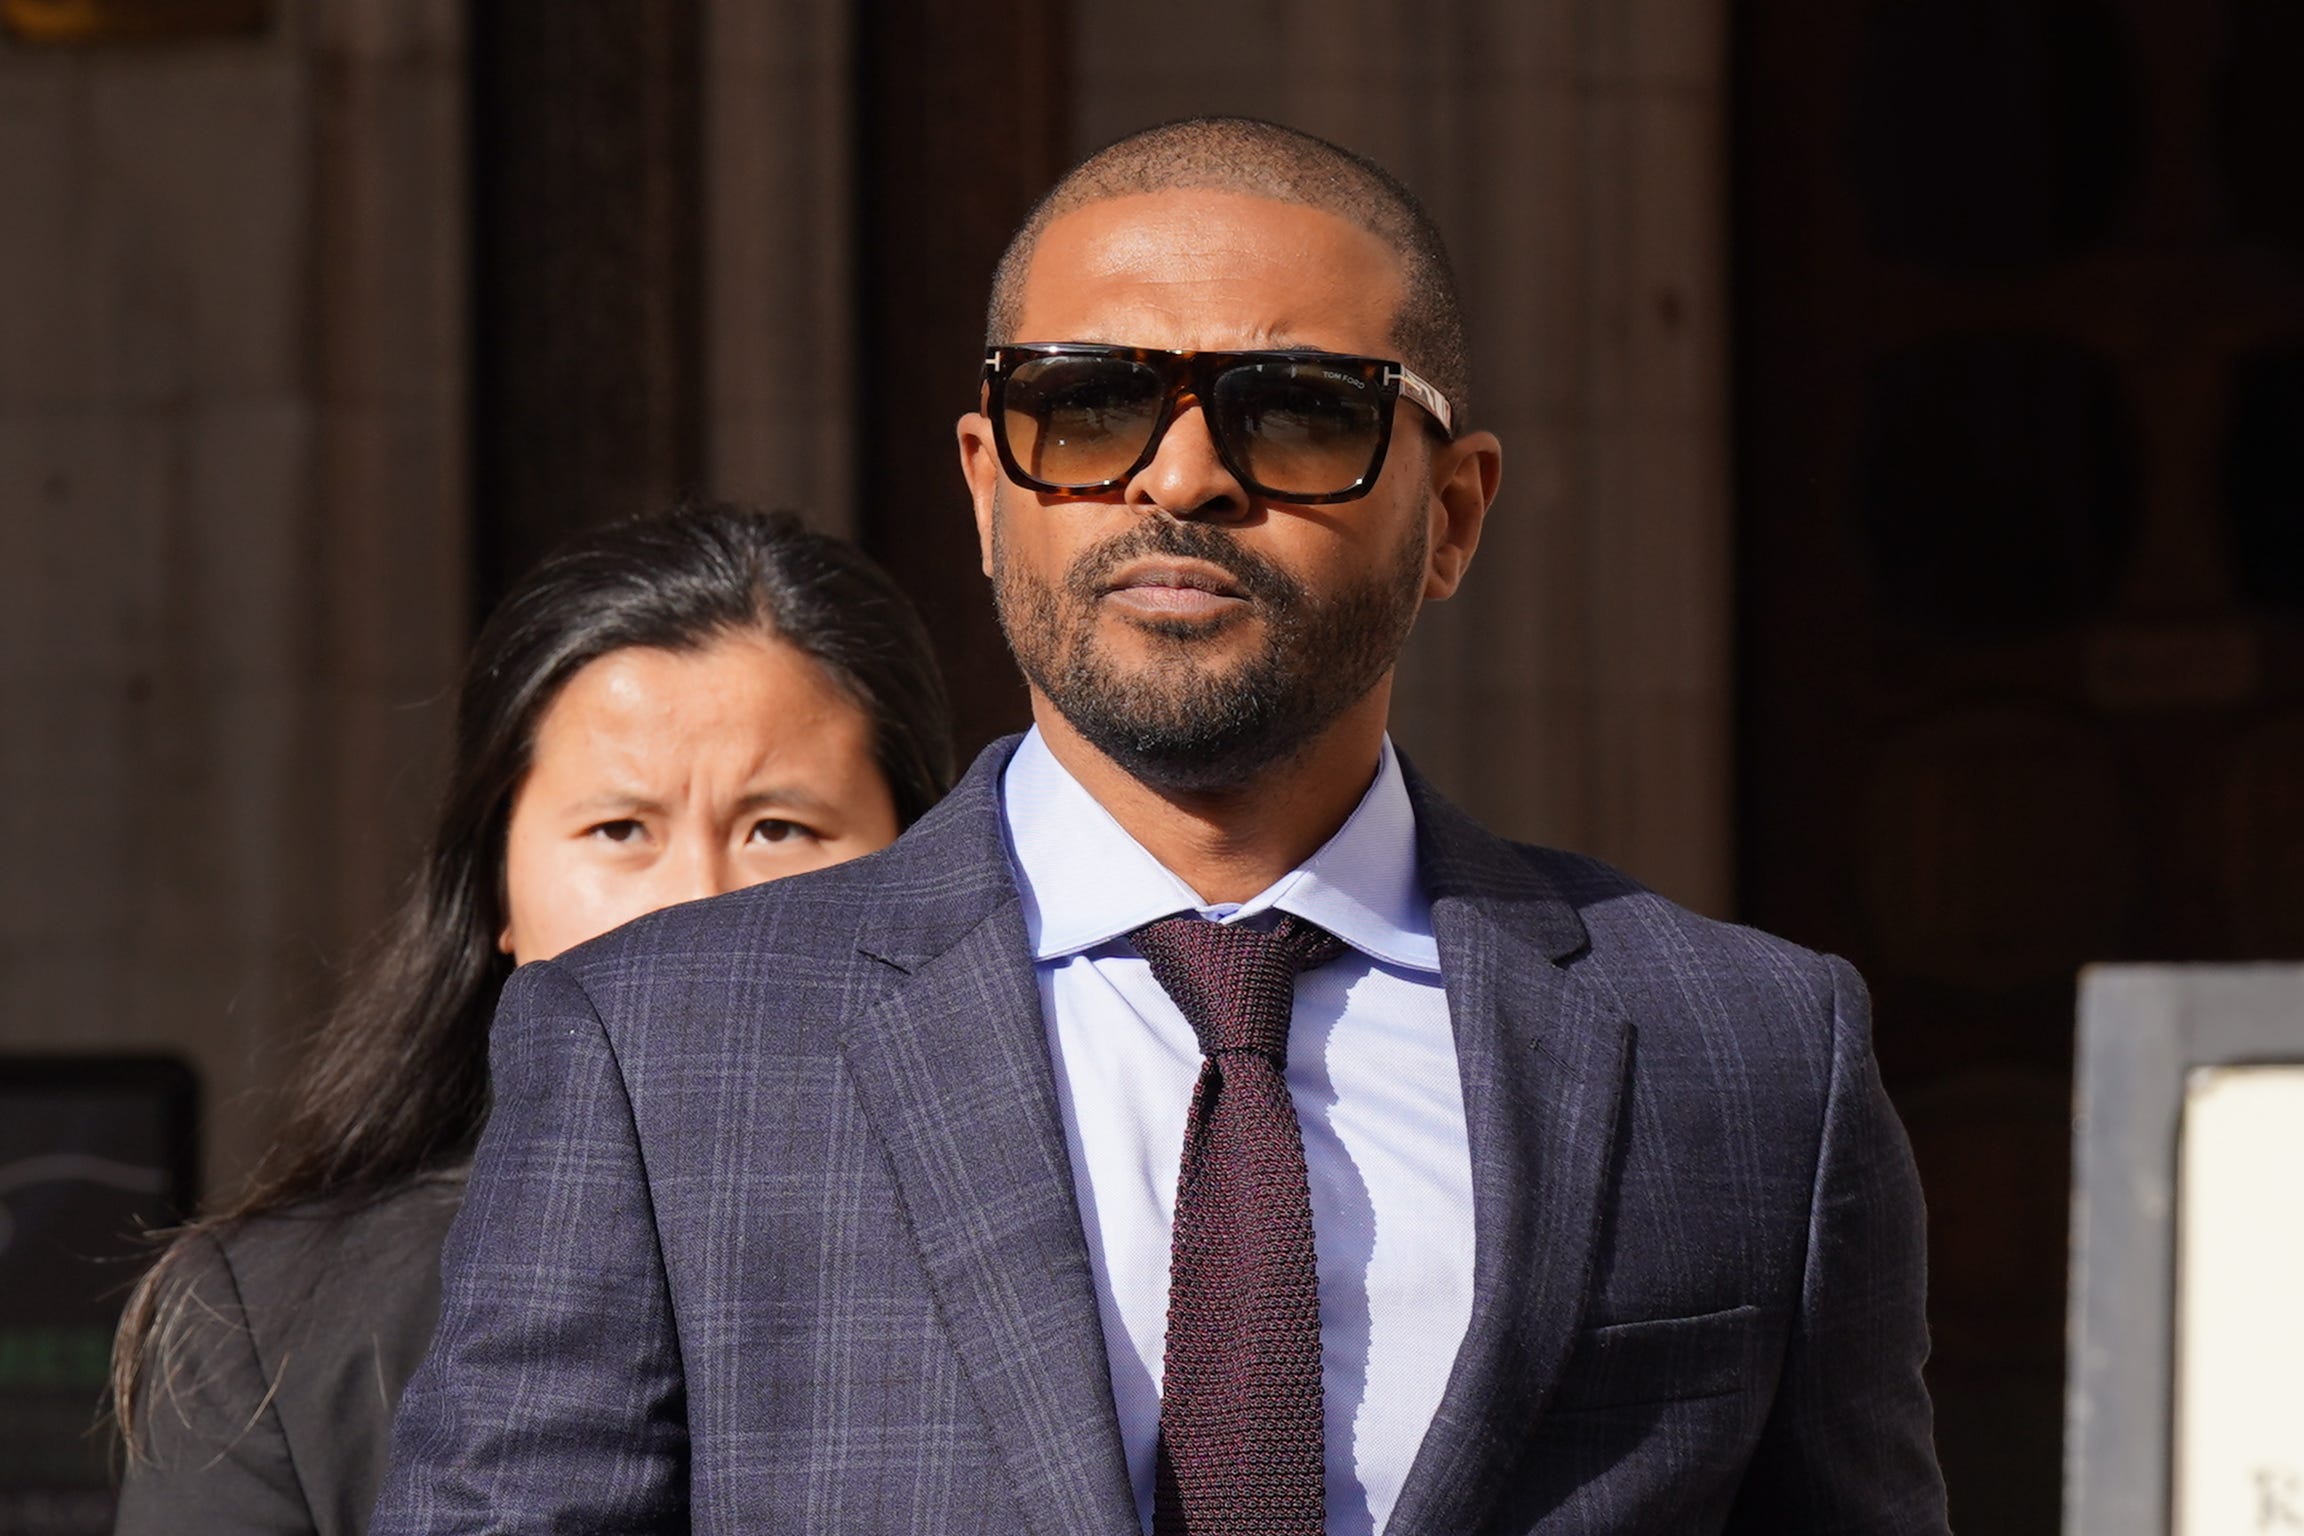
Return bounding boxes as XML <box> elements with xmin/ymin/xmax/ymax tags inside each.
<box><xmin>999</xmin><ymin>726</ymin><xmax>1439</xmax><ymax>973</ymax></box>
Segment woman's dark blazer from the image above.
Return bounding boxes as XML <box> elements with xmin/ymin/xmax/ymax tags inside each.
<box><xmin>114</xmin><ymin>1173</ymin><xmax>463</xmax><ymax>1536</ymax></box>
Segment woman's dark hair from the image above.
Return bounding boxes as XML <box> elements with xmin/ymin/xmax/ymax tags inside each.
<box><xmin>112</xmin><ymin>502</ymin><xmax>954</xmax><ymax>1446</ymax></box>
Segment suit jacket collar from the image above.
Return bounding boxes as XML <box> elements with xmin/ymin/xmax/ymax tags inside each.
<box><xmin>843</xmin><ymin>738</ymin><xmax>1629</xmax><ymax>1536</ymax></box>
<box><xmin>1405</xmin><ymin>762</ymin><xmax>1593</xmax><ymax>963</ymax></box>
<box><xmin>839</xmin><ymin>736</ymin><xmax>1140</xmax><ymax>1536</ymax></box>
<box><xmin>1387</xmin><ymin>767</ymin><xmax>1632</xmax><ymax>1534</ymax></box>
<box><xmin>850</xmin><ymin>736</ymin><xmax>1030</xmax><ymax>974</ymax></box>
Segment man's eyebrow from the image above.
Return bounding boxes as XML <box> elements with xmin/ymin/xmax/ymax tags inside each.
<box><xmin>1050</xmin><ymin>330</ymin><xmax>1323</xmax><ymax>352</ymax></box>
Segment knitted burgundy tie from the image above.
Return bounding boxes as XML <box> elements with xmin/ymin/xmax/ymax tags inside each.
<box><xmin>1129</xmin><ymin>912</ymin><xmax>1347</xmax><ymax>1536</ymax></box>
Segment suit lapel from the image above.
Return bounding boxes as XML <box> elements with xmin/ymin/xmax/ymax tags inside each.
<box><xmin>836</xmin><ymin>742</ymin><xmax>1138</xmax><ymax>1536</ymax></box>
<box><xmin>1384</xmin><ymin>779</ymin><xmax>1632</xmax><ymax>1536</ymax></box>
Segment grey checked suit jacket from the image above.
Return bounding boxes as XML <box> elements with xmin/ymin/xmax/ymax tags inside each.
<box><xmin>370</xmin><ymin>739</ymin><xmax>1948</xmax><ymax>1535</ymax></box>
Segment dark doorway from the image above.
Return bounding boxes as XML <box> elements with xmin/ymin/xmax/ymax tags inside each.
<box><xmin>1737</xmin><ymin>2</ymin><xmax>2304</xmax><ymax>1530</ymax></box>
<box><xmin>467</xmin><ymin>0</ymin><xmax>706</xmax><ymax>615</ymax></box>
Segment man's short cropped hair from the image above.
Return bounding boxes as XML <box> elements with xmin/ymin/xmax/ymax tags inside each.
<box><xmin>985</xmin><ymin>116</ymin><xmax>1474</xmax><ymax>432</ymax></box>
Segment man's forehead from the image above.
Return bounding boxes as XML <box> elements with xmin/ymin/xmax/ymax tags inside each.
<box><xmin>1013</xmin><ymin>187</ymin><xmax>1405</xmax><ymax>346</ymax></box>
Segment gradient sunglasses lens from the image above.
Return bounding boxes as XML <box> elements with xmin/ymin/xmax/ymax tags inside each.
<box><xmin>1208</xmin><ymin>359</ymin><xmax>1386</xmax><ymax>498</ymax></box>
<box><xmin>1001</xmin><ymin>352</ymin><xmax>1168</xmax><ymax>487</ymax></box>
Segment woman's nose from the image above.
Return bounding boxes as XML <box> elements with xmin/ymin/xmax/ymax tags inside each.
<box><xmin>664</xmin><ymin>840</ymin><xmax>741</xmax><ymax>906</ymax></box>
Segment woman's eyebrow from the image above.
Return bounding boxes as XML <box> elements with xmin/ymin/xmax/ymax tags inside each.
<box><xmin>735</xmin><ymin>786</ymin><xmax>836</xmax><ymax>817</ymax></box>
<box><xmin>563</xmin><ymin>790</ymin><xmax>667</xmax><ymax>817</ymax></box>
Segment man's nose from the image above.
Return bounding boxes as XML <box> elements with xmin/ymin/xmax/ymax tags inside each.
<box><xmin>1126</xmin><ymin>400</ymin><xmax>1249</xmax><ymax>520</ymax></box>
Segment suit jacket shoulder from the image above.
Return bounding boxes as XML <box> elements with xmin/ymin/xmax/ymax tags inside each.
<box><xmin>385</xmin><ymin>740</ymin><xmax>1135</xmax><ymax>1535</ymax></box>
<box><xmin>542</xmin><ymin>738</ymin><xmax>1029</xmax><ymax>1055</ymax></box>
<box><xmin>1407</xmin><ymin>764</ymin><xmax>1844</xmax><ymax>1040</ymax></box>
<box><xmin>116</xmin><ymin>1176</ymin><xmax>464</xmax><ymax>1536</ymax></box>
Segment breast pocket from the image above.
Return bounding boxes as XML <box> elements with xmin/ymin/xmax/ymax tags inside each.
<box><xmin>1547</xmin><ymin>1303</ymin><xmax>1765</xmax><ymax>1412</ymax></box>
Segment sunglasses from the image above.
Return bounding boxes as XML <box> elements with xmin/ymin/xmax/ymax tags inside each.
<box><xmin>981</xmin><ymin>344</ymin><xmax>1454</xmax><ymax>504</ymax></box>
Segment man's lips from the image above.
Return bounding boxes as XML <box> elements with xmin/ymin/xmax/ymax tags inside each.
<box><xmin>1097</xmin><ymin>560</ymin><xmax>1251</xmax><ymax>619</ymax></box>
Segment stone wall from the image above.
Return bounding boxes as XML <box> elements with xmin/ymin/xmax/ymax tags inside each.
<box><xmin>0</xmin><ymin>2</ymin><xmax>467</xmax><ymax>1193</ymax></box>
<box><xmin>0</xmin><ymin>0</ymin><xmax>1734</xmax><ymax>1196</ymax></box>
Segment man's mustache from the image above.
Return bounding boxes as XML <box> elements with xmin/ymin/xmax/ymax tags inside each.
<box><xmin>1063</xmin><ymin>519</ymin><xmax>1303</xmax><ymax>607</ymax></box>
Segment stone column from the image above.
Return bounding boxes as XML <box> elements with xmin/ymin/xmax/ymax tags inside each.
<box><xmin>306</xmin><ymin>0</ymin><xmax>470</xmax><ymax>1035</ymax></box>
<box><xmin>1070</xmin><ymin>0</ymin><xmax>1734</xmax><ymax>913</ymax></box>
<box><xmin>699</xmin><ymin>0</ymin><xmax>855</xmax><ymax>533</ymax></box>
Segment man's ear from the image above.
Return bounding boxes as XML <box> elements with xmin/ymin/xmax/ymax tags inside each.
<box><xmin>1423</xmin><ymin>429</ymin><xmax>1502</xmax><ymax>601</ymax></box>
<box><xmin>956</xmin><ymin>410</ymin><xmax>1002</xmax><ymax>577</ymax></box>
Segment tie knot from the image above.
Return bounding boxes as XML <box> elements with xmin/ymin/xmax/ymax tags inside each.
<box><xmin>1127</xmin><ymin>913</ymin><xmax>1347</xmax><ymax>1060</ymax></box>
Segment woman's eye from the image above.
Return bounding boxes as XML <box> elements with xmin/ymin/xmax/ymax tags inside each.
<box><xmin>749</xmin><ymin>818</ymin><xmax>815</xmax><ymax>845</ymax></box>
<box><xmin>587</xmin><ymin>819</ymin><xmax>646</xmax><ymax>844</ymax></box>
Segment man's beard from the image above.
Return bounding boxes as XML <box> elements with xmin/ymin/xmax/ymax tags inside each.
<box><xmin>990</xmin><ymin>498</ymin><xmax>1428</xmax><ymax>794</ymax></box>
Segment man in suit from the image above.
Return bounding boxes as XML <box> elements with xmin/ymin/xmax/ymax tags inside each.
<box><xmin>373</xmin><ymin>117</ymin><xmax>1947</xmax><ymax>1535</ymax></box>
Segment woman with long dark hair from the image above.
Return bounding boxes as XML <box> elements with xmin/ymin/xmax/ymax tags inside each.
<box><xmin>111</xmin><ymin>503</ymin><xmax>954</xmax><ymax>1536</ymax></box>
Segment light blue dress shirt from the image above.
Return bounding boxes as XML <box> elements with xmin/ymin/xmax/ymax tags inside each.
<box><xmin>999</xmin><ymin>728</ymin><xmax>1476</xmax><ymax>1536</ymax></box>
